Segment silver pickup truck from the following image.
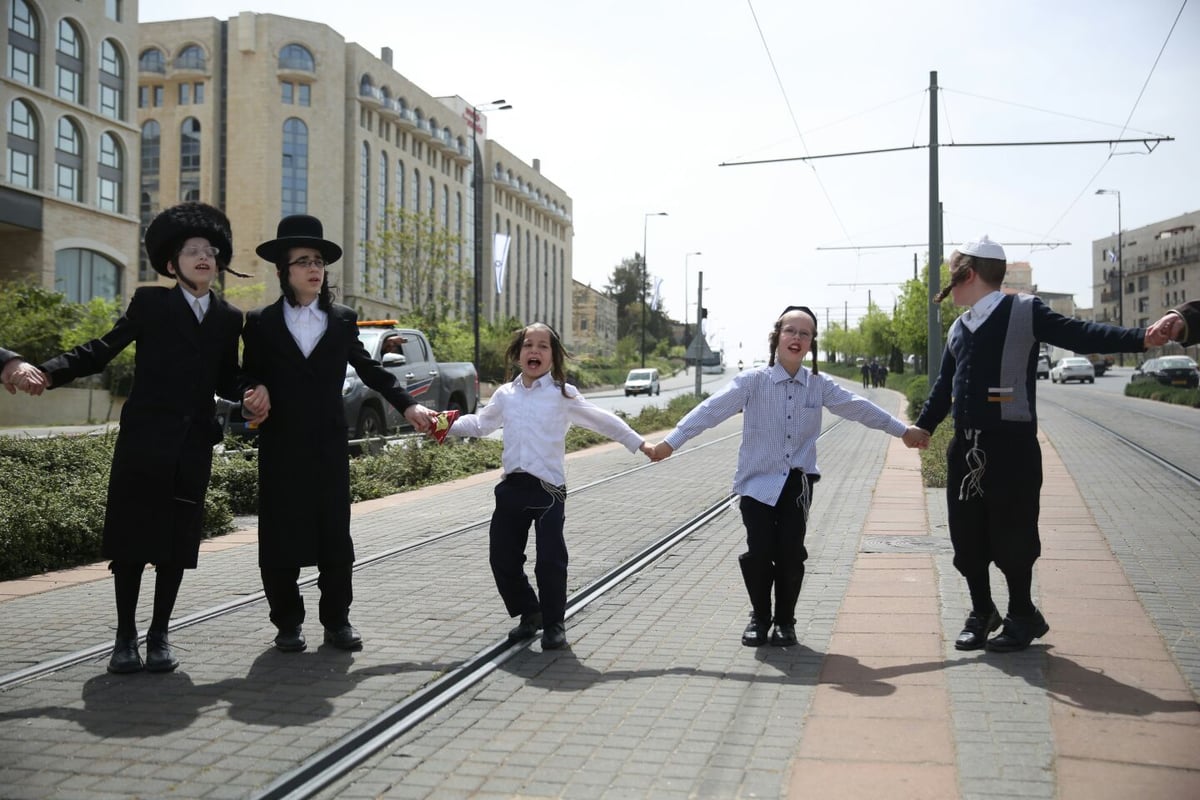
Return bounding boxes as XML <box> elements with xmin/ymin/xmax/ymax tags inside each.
<box><xmin>217</xmin><ymin>323</ymin><xmax>478</xmax><ymax>439</ymax></box>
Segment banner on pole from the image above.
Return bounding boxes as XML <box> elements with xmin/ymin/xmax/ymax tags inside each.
<box><xmin>651</xmin><ymin>278</ymin><xmax>663</xmax><ymax>311</ymax></box>
<box><xmin>493</xmin><ymin>233</ymin><xmax>511</xmax><ymax>294</ymax></box>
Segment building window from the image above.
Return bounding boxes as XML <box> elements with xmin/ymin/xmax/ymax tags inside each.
<box><xmin>154</xmin><ymin>85</ymin><xmax>163</xmax><ymax>106</ymax></box>
<box><xmin>105</xmin><ymin>0</ymin><xmax>122</xmax><ymax>22</ymax></box>
<box><xmin>174</xmin><ymin>45</ymin><xmax>205</xmax><ymax>70</ymax></box>
<box><xmin>56</xmin><ymin>19</ymin><xmax>84</xmax><ymax>104</ymax></box>
<box><xmin>278</xmin><ymin>44</ymin><xmax>315</xmax><ymax>71</ymax></box>
<box><xmin>396</xmin><ymin>159</ymin><xmax>406</xmax><ymax>210</ymax></box>
<box><xmin>193</xmin><ymin>82</ymin><xmax>204</xmax><ymax>104</ymax></box>
<box><xmin>378</xmin><ymin>152</ymin><xmax>388</xmax><ymax>295</ymax></box>
<box><xmin>98</xmin><ymin>133</ymin><xmax>123</xmax><ymax>212</ymax></box>
<box><xmin>6</xmin><ymin>98</ymin><xmax>38</xmax><ymax>189</ymax></box>
<box><xmin>55</xmin><ymin>117</ymin><xmax>83</xmax><ymax>201</ymax></box>
<box><xmin>359</xmin><ymin>141</ymin><xmax>370</xmax><ymax>289</ymax></box>
<box><xmin>7</xmin><ymin>0</ymin><xmax>40</xmax><ymax>87</ymax></box>
<box><xmin>414</xmin><ymin>168</ymin><xmax>421</xmax><ymax>213</ymax></box>
<box><xmin>281</xmin><ymin>118</ymin><xmax>308</xmax><ymax>215</ymax></box>
<box><xmin>55</xmin><ymin>249</ymin><xmax>121</xmax><ymax>303</ymax></box>
<box><xmin>138</xmin><ymin>48</ymin><xmax>165</xmax><ymax>73</ymax></box>
<box><xmin>281</xmin><ymin>81</ymin><xmax>311</xmax><ymax>107</ymax></box>
<box><xmin>297</xmin><ymin>83</ymin><xmax>310</xmax><ymax>106</ymax></box>
<box><xmin>281</xmin><ymin>82</ymin><xmax>293</xmax><ymax>104</ymax></box>
<box><xmin>178</xmin><ymin>83</ymin><xmax>190</xmax><ymax>105</ymax></box>
<box><xmin>99</xmin><ymin>40</ymin><xmax>124</xmax><ymax>120</ymax></box>
<box><xmin>137</xmin><ymin>85</ymin><xmax>149</xmax><ymax>108</ymax></box>
<box><xmin>179</xmin><ymin>117</ymin><xmax>200</xmax><ymax>202</ymax></box>
<box><xmin>140</xmin><ymin>120</ymin><xmax>160</xmax><ymax>176</ymax></box>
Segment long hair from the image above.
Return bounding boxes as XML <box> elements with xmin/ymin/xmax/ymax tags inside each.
<box><xmin>935</xmin><ymin>252</ymin><xmax>1006</xmax><ymax>304</ymax></box>
<box><xmin>504</xmin><ymin>322</ymin><xmax>571</xmax><ymax>397</ymax></box>
<box><xmin>767</xmin><ymin>306</ymin><xmax>820</xmax><ymax>374</ymax></box>
<box><xmin>277</xmin><ymin>257</ymin><xmax>336</xmax><ymax>310</ymax></box>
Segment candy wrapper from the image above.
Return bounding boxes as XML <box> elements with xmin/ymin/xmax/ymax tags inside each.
<box><xmin>430</xmin><ymin>409</ymin><xmax>459</xmax><ymax>444</ymax></box>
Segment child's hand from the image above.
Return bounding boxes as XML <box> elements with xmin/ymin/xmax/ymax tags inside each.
<box><xmin>404</xmin><ymin>404</ymin><xmax>437</xmax><ymax>433</ymax></box>
<box><xmin>242</xmin><ymin>385</ymin><xmax>270</xmax><ymax>424</ymax></box>
<box><xmin>639</xmin><ymin>441</ymin><xmax>656</xmax><ymax>460</ymax></box>
<box><xmin>429</xmin><ymin>410</ymin><xmax>459</xmax><ymax>444</ymax></box>
<box><xmin>648</xmin><ymin>441</ymin><xmax>674</xmax><ymax>462</ymax></box>
<box><xmin>902</xmin><ymin>426</ymin><xmax>930</xmax><ymax>449</ymax></box>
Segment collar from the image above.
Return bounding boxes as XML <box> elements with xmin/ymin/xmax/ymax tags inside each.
<box><xmin>284</xmin><ymin>299</ymin><xmax>324</xmax><ymax>320</ymax></box>
<box><xmin>770</xmin><ymin>362</ymin><xmax>808</xmax><ymax>384</ymax></box>
<box><xmin>515</xmin><ymin>371</ymin><xmax>556</xmax><ymax>390</ymax></box>
<box><xmin>180</xmin><ymin>287</ymin><xmax>211</xmax><ymax>313</ymax></box>
<box><xmin>961</xmin><ymin>290</ymin><xmax>1004</xmax><ymax>333</ymax></box>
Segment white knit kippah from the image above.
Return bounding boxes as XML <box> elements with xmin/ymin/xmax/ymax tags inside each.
<box><xmin>959</xmin><ymin>234</ymin><xmax>1005</xmax><ymax>260</ymax></box>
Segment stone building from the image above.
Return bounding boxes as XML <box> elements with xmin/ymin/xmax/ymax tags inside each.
<box><xmin>1093</xmin><ymin>209</ymin><xmax>1198</xmax><ymax>330</ymax></box>
<box><xmin>571</xmin><ymin>280</ymin><xmax>617</xmax><ymax>356</ymax></box>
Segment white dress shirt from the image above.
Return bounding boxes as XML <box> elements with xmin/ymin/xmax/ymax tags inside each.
<box><xmin>664</xmin><ymin>363</ymin><xmax>907</xmax><ymax>506</ymax></box>
<box><xmin>449</xmin><ymin>372</ymin><xmax>645</xmax><ymax>486</ymax></box>
<box><xmin>283</xmin><ymin>299</ymin><xmax>327</xmax><ymax>357</ymax></box>
<box><xmin>186</xmin><ymin>290</ymin><xmax>210</xmax><ymax>322</ymax></box>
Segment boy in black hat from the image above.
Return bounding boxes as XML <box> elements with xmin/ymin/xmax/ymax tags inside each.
<box><xmin>37</xmin><ymin>202</ymin><xmax>266</xmax><ymax>674</ymax></box>
<box><xmin>914</xmin><ymin>236</ymin><xmax>1168</xmax><ymax>652</ymax></box>
<box><xmin>242</xmin><ymin>214</ymin><xmax>437</xmax><ymax>653</ymax></box>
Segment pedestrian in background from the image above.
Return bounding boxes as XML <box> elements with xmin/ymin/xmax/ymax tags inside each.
<box><xmin>241</xmin><ymin>215</ymin><xmax>436</xmax><ymax>654</ymax></box>
<box><xmin>442</xmin><ymin>322</ymin><xmax>655</xmax><ymax>650</ymax></box>
<box><xmin>37</xmin><ymin>202</ymin><xmax>265</xmax><ymax>674</ymax></box>
<box><xmin>650</xmin><ymin>306</ymin><xmax>929</xmax><ymax>647</ymax></box>
<box><xmin>914</xmin><ymin>235</ymin><xmax>1168</xmax><ymax>652</ymax></box>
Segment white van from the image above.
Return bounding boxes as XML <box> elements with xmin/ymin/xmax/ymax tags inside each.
<box><xmin>623</xmin><ymin>368</ymin><xmax>660</xmax><ymax>397</ymax></box>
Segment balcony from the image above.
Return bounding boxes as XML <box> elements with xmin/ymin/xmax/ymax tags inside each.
<box><xmin>358</xmin><ymin>85</ymin><xmax>383</xmax><ymax>107</ymax></box>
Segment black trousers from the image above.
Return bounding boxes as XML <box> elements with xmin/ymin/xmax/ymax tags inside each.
<box><xmin>260</xmin><ymin>564</ymin><xmax>353</xmax><ymax>630</ymax></box>
<box><xmin>738</xmin><ymin>469</ymin><xmax>815</xmax><ymax>625</ymax></box>
<box><xmin>489</xmin><ymin>472</ymin><xmax>568</xmax><ymax>624</ymax></box>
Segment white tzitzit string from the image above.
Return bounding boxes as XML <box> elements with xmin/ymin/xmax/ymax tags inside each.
<box><xmin>958</xmin><ymin>428</ymin><xmax>986</xmax><ymax>500</ymax></box>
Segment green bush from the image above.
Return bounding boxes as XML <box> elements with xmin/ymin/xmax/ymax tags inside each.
<box><xmin>1124</xmin><ymin>380</ymin><xmax>1200</xmax><ymax>407</ymax></box>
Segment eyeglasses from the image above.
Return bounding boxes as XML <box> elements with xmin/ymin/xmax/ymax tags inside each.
<box><xmin>181</xmin><ymin>245</ymin><xmax>221</xmax><ymax>259</ymax></box>
<box><xmin>779</xmin><ymin>326</ymin><xmax>814</xmax><ymax>340</ymax></box>
<box><xmin>287</xmin><ymin>257</ymin><xmax>326</xmax><ymax>269</ymax></box>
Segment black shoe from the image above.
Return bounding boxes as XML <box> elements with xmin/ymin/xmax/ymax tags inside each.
<box><xmin>986</xmin><ymin>609</ymin><xmax>1050</xmax><ymax>652</ymax></box>
<box><xmin>274</xmin><ymin>626</ymin><xmax>307</xmax><ymax>652</ymax></box>
<box><xmin>507</xmin><ymin>611</ymin><xmax>543</xmax><ymax>641</ymax></box>
<box><xmin>541</xmin><ymin>621</ymin><xmax>567</xmax><ymax>650</ymax></box>
<box><xmin>323</xmin><ymin>624</ymin><xmax>363</xmax><ymax>651</ymax></box>
<box><xmin>742</xmin><ymin>615</ymin><xmax>771</xmax><ymax>647</ymax></box>
<box><xmin>770</xmin><ymin>622</ymin><xmax>798</xmax><ymax>647</ymax></box>
<box><xmin>107</xmin><ymin>636</ymin><xmax>143</xmax><ymax>674</ymax></box>
<box><xmin>954</xmin><ymin>608</ymin><xmax>1002</xmax><ymax>651</ymax></box>
<box><xmin>145</xmin><ymin>630</ymin><xmax>179</xmax><ymax>673</ymax></box>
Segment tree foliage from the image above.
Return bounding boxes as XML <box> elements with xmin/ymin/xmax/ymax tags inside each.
<box><xmin>0</xmin><ymin>282</ymin><xmax>83</xmax><ymax>362</ymax></box>
<box><xmin>366</xmin><ymin>205</ymin><xmax>468</xmax><ymax>329</ymax></box>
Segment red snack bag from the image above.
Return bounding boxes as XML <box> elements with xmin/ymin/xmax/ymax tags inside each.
<box><xmin>430</xmin><ymin>409</ymin><xmax>459</xmax><ymax>444</ymax></box>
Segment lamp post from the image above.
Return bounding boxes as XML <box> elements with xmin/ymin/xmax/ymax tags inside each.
<box><xmin>683</xmin><ymin>251</ymin><xmax>701</xmax><ymax>372</ymax></box>
<box><xmin>641</xmin><ymin>211</ymin><xmax>668</xmax><ymax>367</ymax></box>
<box><xmin>471</xmin><ymin>99</ymin><xmax>512</xmax><ymax>372</ymax></box>
<box><xmin>1095</xmin><ymin>188</ymin><xmax>1123</xmax><ymax>365</ymax></box>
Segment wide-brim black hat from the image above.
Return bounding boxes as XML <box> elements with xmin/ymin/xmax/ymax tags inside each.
<box><xmin>143</xmin><ymin>202</ymin><xmax>233</xmax><ymax>277</ymax></box>
<box><xmin>255</xmin><ymin>214</ymin><xmax>343</xmax><ymax>265</ymax></box>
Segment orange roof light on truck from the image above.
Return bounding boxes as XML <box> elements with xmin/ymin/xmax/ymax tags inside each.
<box><xmin>357</xmin><ymin>319</ymin><xmax>399</xmax><ymax>328</ymax></box>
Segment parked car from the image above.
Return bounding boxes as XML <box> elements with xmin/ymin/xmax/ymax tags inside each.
<box><xmin>623</xmin><ymin>368</ymin><xmax>660</xmax><ymax>397</ymax></box>
<box><xmin>218</xmin><ymin>323</ymin><xmax>479</xmax><ymax>439</ymax></box>
<box><xmin>1036</xmin><ymin>354</ymin><xmax>1051</xmax><ymax>380</ymax></box>
<box><xmin>1130</xmin><ymin>355</ymin><xmax>1200</xmax><ymax>388</ymax></box>
<box><xmin>1050</xmin><ymin>357</ymin><xmax>1095</xmax><ymax>384</ymax></box>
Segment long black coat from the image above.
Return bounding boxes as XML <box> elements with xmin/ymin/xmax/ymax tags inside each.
<box><xmin>241</xmin><ymin>300</ymin><xmax>415</xmax><ymax>569</ymax></box>
<box><xmin>39</xmin><ymin>286</ymin><xmax>243</xmax><ymax>567</ymax></box>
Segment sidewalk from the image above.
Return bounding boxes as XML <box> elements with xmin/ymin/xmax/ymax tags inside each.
<box><xmin>0</xmin><ymin>387</ymin><xmax>1197</xmax><ymax>799</ymax></box>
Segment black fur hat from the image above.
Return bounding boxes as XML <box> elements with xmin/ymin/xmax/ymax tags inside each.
<box><xmin>143</xmin><ymin>202</ymin><xmax>235</xmax><ymax>278</ymax></box>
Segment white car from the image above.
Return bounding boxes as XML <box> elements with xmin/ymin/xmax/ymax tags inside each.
<box><xmin>1050</xmin><ymin>357</ymin><xmax>1095</xmax><ymax>384</ymax></box>
<box><xmin>1036</xmin><ymin>354</ymin><xmax>1050</xmax><ymax>380</ymax></box>
<box><xmin>623</xmin><ymin>368</ymin><xmax>660</xmax><ymax>397</ymax></box>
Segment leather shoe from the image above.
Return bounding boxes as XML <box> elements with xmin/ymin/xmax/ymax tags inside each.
<box><xmin>742</xmin><ymin>615</ymin><xmax>770</xmax><ymax>647</ymax></box>
<box><xmin>145</xmin><ymin>630</ymin><xmax>179</xmax><ymax>673</ymax></box>
<box><xmin>954</xmin><ymin>608</ymin><xmax>1002</xmax><ymax>651</ymax></box>
<box><xmin>274</xmin><ymin>626</ymin><xmax>307</xmax><ymax>652</ymax></box>
<box><xmin>541</xmin><ymin>621</ymin><xmax>567</xmax><ymax>650</ymax></box>
<box><xmin>770</xmin><ymin>622</ymin><xmax>798</xmax><ymax>647</ymax></box>
<box><xmin>107</xmin><ymin>636</ymin><xmax>143</xmax><ymax>674</ymax></box>
<box><xmin>986</xmin><ymin>609</ymin><xmax>1050</xmax><ymax>652</ymax></box>
<box><xmin>324</xmin><ymin>624</ymin><xmax>363</xmax><ymax>651</ymax></box>
<box><xmin>507</xmin><ymin>611</ymin><xmax>543</xmax><ymax>641</ymax></box>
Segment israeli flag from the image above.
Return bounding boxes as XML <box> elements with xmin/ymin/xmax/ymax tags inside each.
<box><xmin>1105</xmin><ymin>248</ymin><xmax>1118</xmax><ymax>264</ymax></box>
<box><xmin>650</xmin><ymin>277</ymin><xmax>663</xmax><ymax>311</ymax></box>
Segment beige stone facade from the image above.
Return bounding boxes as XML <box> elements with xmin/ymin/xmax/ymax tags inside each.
<box><xmin>1</xmin><ymin>0</ymin><xmax>140</xmax><ymax>301</ymax></box>
<box><xmin>1093</xmin><ymin>209</ymin><xmax>1199</xmax><ymax>329</ymax></box>
<box><xmin>571</xmin><ymin>280</ymin><xmax>617</xmax><ymax>356</ymax></box>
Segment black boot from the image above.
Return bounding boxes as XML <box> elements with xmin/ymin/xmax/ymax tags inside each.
<box><xmin>145</xmin><ymin>630</ymin><xmax>179</xmax><ymax>672</ymax></box>
<box><xmin>107</xmin><ymin>637</ymin><xmax>143</xmax><ymax>674</ymax></box>
<box><xmin>770</xmin><ymin>568</ymin><xmax>804</xmax><ymax>646</ymax></box>
<box><xmin>738</xmin><ymin>554</ymin><xmax>773</xmax><ymax>647</ymax></box>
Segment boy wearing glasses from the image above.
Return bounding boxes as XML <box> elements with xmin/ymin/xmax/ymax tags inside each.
<box><xmin>242</xmin><ymin>215</ymin><xmax>437</xmax><ymax>653</ymax></box>
<box><xmin>650</xmin><ymin>306</ymin><xmax>929</xmax><ymax>647</ymax></box>
<box><xmin>37</xmin><ymin>202</ymin><xmax>266</xmax><ymax>674</ymax></box>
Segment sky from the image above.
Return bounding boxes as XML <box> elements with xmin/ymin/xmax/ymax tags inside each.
<box><xmin>140</xmin><ymin>0</ymin><xmax>1200</xmax><ymax>364</ymax></box>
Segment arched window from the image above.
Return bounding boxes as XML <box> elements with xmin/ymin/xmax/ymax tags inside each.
<box><xmin>140</xmin><ymin>120</ymin><xmax>160</xmax><ymax>177</ymax></box>
<box><xmin>179</xmin><ymin>117</ymin><xmax>200</xmax><ymax>202</ymax></box>
<box><xmin>281</xmin><ymin>118</ymin><xmax>308</xmax><ymax>216</ymax></box>
<box><xmin>174</xmin><ymin>44</ymin><xmax>205</xmax><ymax>70</ymax></box>
<box><xmin>56</xmin><ymin>19</ymin><xmax>84</xmax><ymax>104</ymax></box>
<box><xmin>359</xmin><ymin>73</ymin><xmax>375</xmax><ymax>98</ymax></box>
<box><xmin>138</xmin><ymin>47</ymin><xmax>165</xmax><ymax>73</ymax></box>
<box><xmin>7</xmin><ymin>0</ymin><xmax>40</xmax><ymax>87</ymax></box>
<box><xmin>55</xmin><ymin>248</ymin><xmax>121</xmax><ymax>303</ymax></box>
<box><xmin>99</xmin><ymin>40</ymin><xmax>125</xmax><ymax>120</ymax></box>
<box><xmin>278</xmin><ymin>43</ymin><xmax>314</xmax><ymax>71</ymax></box>
<box><xmin>98</xmin><ymin>132</ymin><xmax>123</xmax><ymax>212</ymax></box>
<box><xmin>7</xmin><ymin>98</ymin><xmax>38</xmax><ymax>188</ymax></box>
<box><xmin>55</xmin><ymin>117</ymin><xmax>83</xmax><ymax>201</ymax></box>
<box><xmin>395</xmin><ymin>159</ymin><xmax>406</xmax><ymax>210</ymax></box>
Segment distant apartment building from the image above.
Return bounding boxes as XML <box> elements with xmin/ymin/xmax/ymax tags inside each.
<box><xmin>1</xmin><ymin>0</ymin><xmax>141</xmax><ymax>302</ymax></box>
<box><xmin>571</xmin><ymin>280</ymin><xmax>617</xmax><ymax>355</ymax></box>
<box><xmin>1002</xmin><ymin>261</ymin><xmax>1033</xmax><ymax>294</ymax></box>
<box><xmin>1093</xmin><ymin>209</ymin><xmax>1198</xmax><ymax>329</ymax></box>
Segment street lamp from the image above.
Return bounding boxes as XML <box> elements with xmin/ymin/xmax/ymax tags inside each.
<box><xmin>641</xmin><ymin>211</ymin><xmax>668</xmax><ymax>367</ymax></box>
<box><xmin>683</xmin><ymin>251</ymin><xmax>701</xmax><ymax>372</ymax></box>
<box><xmin>471</xmin><ymin>99</ymin><xmax>512</xmax><ymax>372</ymax></box>
<box><xmin>1095</xmin><ymin>188</ymin><xmax>1123</xmax><ymax>365</ymax></box>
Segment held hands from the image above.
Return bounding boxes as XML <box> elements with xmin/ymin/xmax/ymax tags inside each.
<box><xmin>639</xmin><ymin>441</ymin><xmax>656</xmax><ymax>460</ymax></box>
<box><xmin>1145</xmin><ymin>311</ymin><xmax>1183</xmax><ymax>347</ymax></box>
<box><xmin>241</xmin><ymin>385</ymin><xmax>271</xmax><ymax>425</ymax></box>
<box><xmin>404</xmin><ymin>403</ymin><xmax>438</xmax><ymax>433</ymax></box>
<box><xmin>646</xmin><ymin>441</ymin><xmax>674</xmax><ymax>462</ymax></box>
<box><xmin>1</xmin><ymin>359</ymin><xmax>48</xmax><ymax>396</ymax></box>
<box><xmin>902</xmin><ymin>426</ymin><xmax>931</xmax><ymax>449</ymax></box>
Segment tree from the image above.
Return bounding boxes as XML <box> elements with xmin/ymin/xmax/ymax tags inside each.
<box><xmin>892</xmin><ymin>258</ymin><xmax>965</xmax><ymax>372</ymax></box>
<box><xmin>0</xmin><ymin>282</ymin><xmax>82</xmax><ymax>362</ymax></box>
<box><xmin>366</xmin><ymin>205</ymin><xmax>468</xmax><ymax>329</ymax></box>
<box><xmin>60</xmin><ymin>297</ymin><xmax>136</xmax><ymax>395</ymax></box>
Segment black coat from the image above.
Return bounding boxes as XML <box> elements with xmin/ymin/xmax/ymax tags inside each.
<box><xmin>1</xmin><ymin>347</ymin><xmax>21</xmax><ymax>364</ymax></box>
<box><xmin>39</xmin><ymin>286</ymin><xmax>243</xmax><ymax>567</ymax></box>
<box><xmin>241</xmin><ymin>299</ymin><xmax>415</xmax><ymax>569</ymax></box>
